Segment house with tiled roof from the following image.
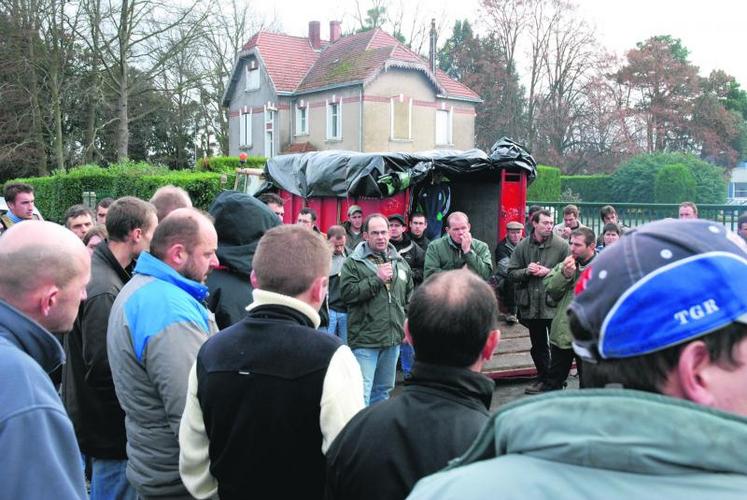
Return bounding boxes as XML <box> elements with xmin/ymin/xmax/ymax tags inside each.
<box><xmin>223</xmin><ymin>20</ymin><xmax>481</xmax><ymax>158</ymax></box>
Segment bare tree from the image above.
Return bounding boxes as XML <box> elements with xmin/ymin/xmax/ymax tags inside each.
<box><xmin>76</xmin><ymin>0</ymin><xmax>207</xmax><ymax>161</ymax></box>
<box><xmin>196</xmin><ymin>0</ymin><xmax>274</xmax><ymax>156</ymax></box>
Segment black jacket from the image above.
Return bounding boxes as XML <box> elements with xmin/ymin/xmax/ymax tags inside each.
<box><xmin>411</xmin><ymin>233</ymin><xmax>430</xmax><ymax>252</ymax></box>
<box><xmin>62</xmin><ymin>243</ymin><xmax>130</xmax><ymax>459</ymax></box>
<box><xmin>391</xmin><ymin>233</ymin><xmax>426</xmax><ymax>286</ymax></box>
<box><xmin>206</xmin><ymin>191</ymin><xmax>280</xmax><ymax>329</ymax></box>
<box><xmin>196</xmin><ymin>304</ymin><xmax>342</xmax><ymax>500</ymax></box>
<box><xmin>325</xmin><ymin>362</ymin><xmax>494</xmax><ymax>500</ymax></box>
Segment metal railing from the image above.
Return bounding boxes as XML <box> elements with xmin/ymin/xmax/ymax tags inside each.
<box><xmin>528</xmin><ymin>201</ymin><xmax>747</xmax><ymax>237</ymax></box>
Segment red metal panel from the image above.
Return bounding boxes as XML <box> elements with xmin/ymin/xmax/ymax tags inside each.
<box><xmin>339</xmin><ymin>189</ymin><xmax>411</xmax><ymax>230</ymax></box>
<box><xmin>498</xmin><ymin>170</ymin><xmax>527</xmax><ymax>240</ymax></box>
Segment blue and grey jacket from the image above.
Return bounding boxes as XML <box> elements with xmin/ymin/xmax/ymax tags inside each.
<box><xmin>107</xmin><ymin>252</ymin><xmax>218</xmax><ymax>498</ymax></box>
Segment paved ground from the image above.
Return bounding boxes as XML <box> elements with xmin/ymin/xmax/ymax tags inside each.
<box><xmin>395</xmin><ymin>318</ymin><xmax>581</xmax><ymax>412</ymax></box>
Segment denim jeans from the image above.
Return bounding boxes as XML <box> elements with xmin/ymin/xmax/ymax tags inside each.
<box><xmin>91</xmin><ymin>458</ymin><xmax>136</xmax><ymax>500</ymax></box>
<box><xmin>399</xmin><ymin>342</ymin><xmax>414</xmax><ymax>375</ymax></box>
<box><xmin>326</xmin><ymin>309</ymin><xmax>348</xmax><ymax>344</ymax></box>
<box><xmin>352</xmin><ymin>345</ymin><xmax>400</xmax><ymax>405</ymax></box>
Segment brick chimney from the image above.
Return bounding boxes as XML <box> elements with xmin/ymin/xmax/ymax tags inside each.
<box><xmin>309</xmin><ymin>21</ymin><xmax>321</xmax><ymax>49</ymax></box>
<box><xmin>428</xmin><ymin>18</ymin><xmax>437</xmax><ymax>73</ymax></box>
<box><xmin>330</xmin><ymin>20</ymin><xmax>342</xmax><ymax>43</ymax></box>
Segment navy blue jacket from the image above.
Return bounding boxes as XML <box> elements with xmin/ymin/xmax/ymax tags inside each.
<box><xmin>0</xmin><ymin>300</ymin><xmax>87</xmax><ymax>499</ymax></box>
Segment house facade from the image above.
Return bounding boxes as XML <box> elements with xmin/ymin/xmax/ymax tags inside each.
<box><xmin>728</xmin><ymin>160</ymin><xmax>747</xmax><ymax>203</ymax></box>
<box><xmin>222</xmin><ymin>21</ymin><xmax>481</xmax><ymax>158</ymax></box>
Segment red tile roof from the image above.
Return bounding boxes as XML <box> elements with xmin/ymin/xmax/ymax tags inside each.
<box><xmin>243</xmin><ymin>31</ymin><xmax>320</xmax><ymax>93</ymax></box>
<box><xmin>236</xmin><ymin>27</ymin><xmax>479</xmax><ymax>101</ymax></box>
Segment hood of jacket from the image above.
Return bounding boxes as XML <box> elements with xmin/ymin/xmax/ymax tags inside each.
<box><xmin>0</xmin><ymin>299</ymin><xmax>64</xmax><ymax>374</ymax></box>
<box><xmin>451</xmin><ymin>388</ymin><xmax>747</xmax><ymax>476</ymax></box>
<box><xmin>209</xmin><ymin>191</ymin><xmax>280</xmax><ymax>278</ymax></box>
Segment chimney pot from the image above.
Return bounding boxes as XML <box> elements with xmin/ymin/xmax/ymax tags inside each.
<box><xmin>309</xmin><ymin>21</ymin><xmax>321</xmax><ymax>49</ymax></box>
<box><xmin>330</xmin><ymin>20</ymin><xmax>342</xmax><ymax>43</ymax></box>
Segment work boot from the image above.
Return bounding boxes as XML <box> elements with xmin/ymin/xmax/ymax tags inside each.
<box><xmin>505</xmin><ymin>314</ymin><xmax>518</xmax><ymax>325</ymax></box>
<box><xmin>524</xmin><ymin>380</ymin><xmax>562</xmax><ymax>395</ymax></box>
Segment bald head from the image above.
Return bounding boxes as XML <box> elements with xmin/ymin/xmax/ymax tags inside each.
<box><xmin>446</xmin><ymin>211</ymin><xmax>469</xmax><ymax>227</ymax></box>
<box><xmin>407</xmin><ymin>269</ymin><xmax>498</xmax><ymax>367</ymax></box>
<box><xmin>150</xmin><ymin>185</ymin><xmax>192</xmax><ymax>222</ymax></box>
<box><xmin>0</xmin><ymin>221</ymin><xmax>90</xmax><ymax>332</ymax></box>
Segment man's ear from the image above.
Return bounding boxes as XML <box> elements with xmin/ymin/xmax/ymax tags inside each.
<box><xmin>482</xmin><ymin>329</ymin><xmax>500</xmax><ymax>361</ymax></box>
<box><xmin>167</xmin><ymin>243</ymin><xmax>187</xmax><ymax>266</ymax></box>
<box><xmin>130</xmin><ymin>227</ymin><xmax>143</xmax><ymax>243</ymax></box>
<box><xmin>39</xmin><ymin>285</ymin><xmax>59</xmax><ymax>319</ymax></box>
<box><xmin>250</xmin><ymin>270</ymin><xmax>259</xmax><ymax>289</ymax></box>
<box><xmin>310</xmin><ymin>276</ymin><xmax>328</xmax><ymax>304</ymax></box>
<box><xmin>671</xmin><ymin>340</ymin><xmax>718</xmax><ymax>406</ymax></box>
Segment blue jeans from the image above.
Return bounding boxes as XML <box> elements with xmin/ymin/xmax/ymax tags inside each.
<box><xmin>326</xmin><ymin>309</ymin><xmax>348</xmax><ymax>344</ymax></box>
<box><xmin>91</xmin><ymin>458</ymin><xmax>135</xmax><ymax>500</ymax></box>
<box><xmin>400</xmin><ymin>342</ymin><xmax>415</xmax><ymax>375</ymax></box>
<box><xmin>353</xmin><ymin>345</ymin><xmax>400</xmax><ymax>405</ymax></box>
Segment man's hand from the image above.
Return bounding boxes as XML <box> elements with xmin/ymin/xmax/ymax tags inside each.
<box><xmin>461</xmin><ymin>232</ymin><xmax>473</xmax><ymax>253</ymax></box>
<box><xmin>376</xmin><ymin>263</ymin><xmax>393</xmax><ymax>282</ymax></box>
<box><xmin>528</xmin><ymin>261</ymin><xmax>551</xmax><ymax>277</ymax></box>
<box><xmin>561</xmin><ymin>226</ymin><xmax>572</xmax><ymax>239</ymax></box>
<box><xmin>561</xmin><ymin>255</ymin><xmax>577</xmax><ymax>278</ymax></box>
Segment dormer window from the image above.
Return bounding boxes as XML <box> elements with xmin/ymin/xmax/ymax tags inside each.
<box><xmin>245</xmin><ymin>59</ymin><xmax>259</xmax><ymax>91</ymax></box>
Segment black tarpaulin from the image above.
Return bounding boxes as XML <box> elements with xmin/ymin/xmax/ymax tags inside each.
<box><xmin>263</xmin><ymin>137</ymin><xmax>536</xmax><ymax>198</ymax></box>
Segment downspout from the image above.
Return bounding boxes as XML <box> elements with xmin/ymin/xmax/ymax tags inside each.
<box><xmin>359</xmin><ymin>86</ymin><xmax>363</xmax><ymax>152</ymax></box>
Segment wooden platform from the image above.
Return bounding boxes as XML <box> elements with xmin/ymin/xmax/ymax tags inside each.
<box><xmin>482</xmin><ymin>321</ymin><xmax>537</xmax><ymax>379</ymax></box>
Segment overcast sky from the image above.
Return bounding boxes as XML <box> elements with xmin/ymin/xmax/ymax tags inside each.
<box><xmin>247</xmin><ymin>0</ymin><xmax>747</xmax><ymax>87</ymax></box>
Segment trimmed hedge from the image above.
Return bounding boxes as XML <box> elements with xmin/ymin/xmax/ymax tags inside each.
<box><xmin>196</xmin><ymin>155</ymin><xmax>266</xmax><ymax>173</ymax></box>
<box><xmin>560</xmin><ymin>175</ymin><xmax>610</xmax><ymax>202</ymax></box>
<box><xmin>609</xmin><ymin>153</ymin><xmax>727</xmax><ymax>204</ymax></box>
<box><xmin>654</xmin><ymin>163</ymin><xmax>696</xmax><ymax>203</ymax></box>
<box><xmin>9</xmin><ymin>162</ymin><xmax>235</xmax><ymax>223</ymax></box>
<box><xmin>526</xmin><ymin>165</ymin><xmax>561</xmax><ymax>201</ymax></box>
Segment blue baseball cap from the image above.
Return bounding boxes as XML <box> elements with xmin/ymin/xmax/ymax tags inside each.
<box><xmin>569</xmin><ymin>219</ymin><xmax>747</xmax><ymax>361</ymax></box>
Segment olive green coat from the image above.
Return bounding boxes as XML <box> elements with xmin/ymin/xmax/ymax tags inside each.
<box><xmin>340</xmin><ymin>242</ymin><xmax>413</xmax><ymax>350</ymax></box>
<box><xmin>543</xmin><ymin>254</ymin><xmax>594</xmax><ymax>349</ymax></box>
<box><xmin>423</xmin><ymin>235</ymin><xmax>493</xmax><ymax>280</ymax></box>
<box><xmin>507</xmin><ymin>234</ymin><xmax>569</xmax><ymax>320</ymax></box>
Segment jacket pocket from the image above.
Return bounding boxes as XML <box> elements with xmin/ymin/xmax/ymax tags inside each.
<box><xmin>545</xmin><ymin>293</ymin><xmax>557</xmax><ymax>308</ymax></box>
<box><xmin>517</xmin><ymin>288</ymin><xmax>529</xmax><ymax>307</ymax></box>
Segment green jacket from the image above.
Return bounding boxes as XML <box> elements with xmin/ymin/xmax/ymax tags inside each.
<box><xmin>340</xmin><ymin>242</ymin><xmax>413</xmax><ymax>350</ymax></box>
<box><xmin>409</xmin><ymin>389</ymin><xmax>747</xmax><ymax>499</ymax></box>
<box><xmin>543</xmin><ymin>253</ymin><xmax>594</xmax><ymax>349</ymax></box>
<box><xmin>507</xmin><ymin>234</ymin><xmax>568</xmax><ymax>320</ymax></box>
<box><xmin>423</xmin><ymin>235</ymin><xmax>493</xmax><ymax>281</ymax></box>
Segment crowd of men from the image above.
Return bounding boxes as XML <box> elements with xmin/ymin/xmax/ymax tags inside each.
<box><xmin>2</xmin><ymin>180</ymin><xmax>747</xmax><ymax>499</ymax></box>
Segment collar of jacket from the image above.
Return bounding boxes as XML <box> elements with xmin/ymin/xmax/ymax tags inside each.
<box><xmin>350</xmin><ymin>241</ymin><xmax>401</xmax><ymax>262</ymax></box>
<box><xmin>5</xmin><ymin>210</ymin><xmax>24</xmax><ymax>224</ymax></box>
<box><xmin>247</xmin><ymin>289</ymin><xmax>321</xmax><ymax>329</ymax></box>
<box><xmin>391</xmin><ymin>233</ymin><xmax>414</xmax><ymax>253</ymax></box>
<box><xmin>447</xmin><ymin>388</ymin><xmax>747</xmax><ymax>476</ymax></box>
<box><xmin>530</xmin><ymin>232</ymin><xmax>554</xmax><ymax>247</ymax></box>
<box><xmin>446</xmin><ymin>235</ymin><xmax>463</xmax><ymax>251</ymax></box>
<box><xmin>94</xmin><ymin>242</ymin><xmax>131</xmax><ymax>283</ymax></box>
<box><xmin>0</xmin><ymin>299</ymin><xmax>64</xmax><ymax>374</ymax></box>
<box><xmin>133</xmin><ymin>251</ymin><xmax>209</xmax><ymax>302</ymax></box>
<box><xmin>406</xmin><ymin>361</ymin><xmax>494</xmax><ymax>410</ymax></box>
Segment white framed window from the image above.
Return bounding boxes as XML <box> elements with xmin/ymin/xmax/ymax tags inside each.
<box><xmin>326</xmin><ymin>100</ymin><xmax>342</xmax><ymax>140</ymax></box>
<box><xmin>264</xmin><ymin>108</ymin><xmax>275</xmax><ymax>158</ymax></box>
<box><xmin>435</xmin><ymin>107</ymin><xmax>453</xmax><ymax>146</ymax></box>
<box><xmin>239</xmin><ymin>110</ymin><xmax>252</xmax><ymax>147</ymax></box>
<box><xmin>734</xmin><ymin>182</ymin><xmax>747</xmax><ymax>198</ymax></box>
<box><xmin>295</xmin><ymin>103</ymin><xmax>308</xmax><ymax>135</ymax></box>
<box><xmin>390</xmin><ymin>95</ymin><xmax>412</xmax><ymax>140</ymax></box>
<box><xmin>245</xmin><ymin>60</ymin><xmax>260</xmax><ymax>92</ymax></box>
